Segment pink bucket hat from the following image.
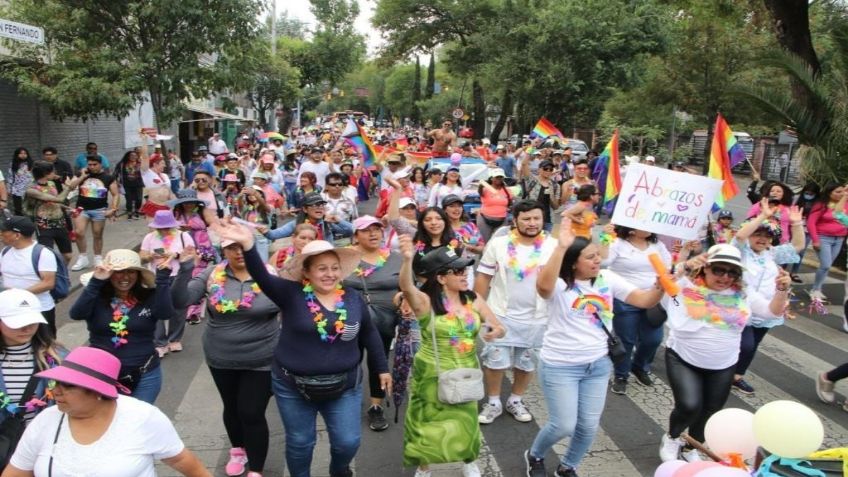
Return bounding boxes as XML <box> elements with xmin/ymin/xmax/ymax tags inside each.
<box><xmin>36</xmin><ymin>346</ymin><xmax>130</xmax><ymax>398</ymax></box>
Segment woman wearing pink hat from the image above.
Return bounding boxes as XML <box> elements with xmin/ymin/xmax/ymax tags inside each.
<box><xmin>4</xmin><ymin>346</ymin><xmax>211</xmax><ymax>477</ymax></box>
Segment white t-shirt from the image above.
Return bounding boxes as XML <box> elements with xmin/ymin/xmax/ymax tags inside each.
<box><xmin>428</xmin><ymin>183</ymin><xmax>464</xmax><ymax>207</ymax></box>
<box><xmin>380</xmin><ymin>168</ymin><xmax>399</xmax><ymax>193</ymax></box>
<box><xmin>208</xmin><ymin>138</ymin><xmax>228</xmax><ymax>155</ymax></box>
<box><xmin>735</xmin><ymin>239</ymin><xmax>799</xmax><ymax>328</ymax></box>
<box><xmin>10</xmin><ymin>395</ymin><xmax>184</xmax><ymax>477</ymax></box>
<box><xmin>0</xmin><ymin>243</ymin><xmax>57</xmax><ymax>311</ymax></box>
<box><xmin>297</xmin><ymin>160</ymin><xmax>331</xmax><ymax>189</ymax></box>
<box><xmin>141</xmin><ymin>169</ymin><xmax>169</xmax><ymax>190</ymax></box>
<box><xmin>662</xmin><ymin>277</ymin><xmax>778</xmax><ymax>370</ymax></box>
<box><xmin>541</xmin><ymin>270</ymin><xmax>636</xmax><ymax>366</ymax></box>
<box><xmin>603</xmin><ymin>239</ymin><xmax>672</xmax><ymax>289</ymax></box>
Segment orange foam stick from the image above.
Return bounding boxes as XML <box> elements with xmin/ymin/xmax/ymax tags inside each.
<box><xmin>649</xmin><ymin>253</ymin><xmax>680</xmax><ymax>296</ymax></box>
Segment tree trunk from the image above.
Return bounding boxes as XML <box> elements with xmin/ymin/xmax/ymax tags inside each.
<box><xmin>425</xmin><ymin>54</ymin><xmax>435</xmax><ymax>99</ymax></box>
<box><xmin>278</xmin><ymin>107</ymin><xmax>293</xmax><ymax>134</ymax></box>
<box><xmin>471</xmin><ymin>78</ymin><xmax>485</xmax><ymax>139</ymax></box>
<box><xmin>701</xmin><ymin>111</ymin><xmax>717</xmax><ymax>175</ymax></box>
<box><xmin>489</xmin><ymin>89</ymin><xmax>513</xmax><ymax>143</ymax></box>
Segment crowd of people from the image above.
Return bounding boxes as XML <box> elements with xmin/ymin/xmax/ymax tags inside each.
<box><xmin>0</xmin><ymin>120</ymin><xmax>844</xmax><ymax>477</ymax></box>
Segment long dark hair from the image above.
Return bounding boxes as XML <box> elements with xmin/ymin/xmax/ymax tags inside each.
<box><xmin>558</xmin><ymin>237</ymin><xmax>593</xmax><ymax>289</ymax></box>
<box><xmin>795</xmin><ymin>182</ymin><xmax>821</xmax><ymax>216</ymax></box>
<box><xmin>761</xmin><ymin>181</ymin><xmax>793</xmax><ymax>206</ymax></box>
<box><xmin>441</xmin><ymin>169</ymin><xmax>463</xmax><ymax>188</ymax></box>
<box><xmin>411</xmin><ymin>167</ymin><xmax>426</xmax><ymax>184</ymax></box>
<box><xmin>613</xmin><ymin>225</ymin><xmax>658</xmax><ymax>243</ymax></box>
<box><xmin>0</xmin><ymin>324</ymin><xmax>62</xmax><ymax>370</ymax></box>
<box><xmin>817</xmin><ymin>183</ymin><xmax>842</xmax><ymax>204</ymax></box>
<box><xmin>11</xmin><ymin>147</ymin><xmax>32</xmax><ymax>174</ymax></box>
<box><xmin>419</xmin><ymin>274</ymin><xmax>477</xmax><ymax>315</ymax></box>
<box><xmin>414</xmin><ymin>207</ymin><xmax>455</xmax><ymax>246</ymax></box>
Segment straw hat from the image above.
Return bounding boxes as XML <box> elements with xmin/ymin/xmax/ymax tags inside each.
<box><xmin>80</xmin><ymin>249</ymin><xmax>155</xmax><ymax>288</ymax></box>
<box><xmin>283</xmin><ymin>240</ymin><xmax>361</xmax><ymax>281</ymax></box>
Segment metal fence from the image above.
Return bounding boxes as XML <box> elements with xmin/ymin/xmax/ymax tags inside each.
<box><xmin>760</xmin><ymin>143</ymin><xmax>803</xmax><ymax>186</ymax></box>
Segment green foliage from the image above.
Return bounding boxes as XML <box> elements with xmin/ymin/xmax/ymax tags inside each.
<box><xmin>384</xmin><ymin>64</ymin><xmax>419</xmax><ymax>121</ymax></box>
<box><xmin>246</xmin><ymin>48</ymin><xmax>302</xmax><ymax>129</ymax></box>
<box><xmin>2</xmin><ymin>0</ymin><xmax>264</xmax><ymax>126</ymax></box>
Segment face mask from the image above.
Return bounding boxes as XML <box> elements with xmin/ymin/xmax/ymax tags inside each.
<box><xmin>803</xmin><ymin>193</ymin><xmax>816</xmax><ymax>200</ymax></box>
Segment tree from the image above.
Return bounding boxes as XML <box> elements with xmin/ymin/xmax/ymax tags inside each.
<box><xmin>2</xmin><ymin>0</ymin><xmax>264</xmax><ymax>127</ymax></box>
<box><xmin>425</xmin><ymin>54</ymin><xmax>436</xmax><ymax>99</ymax></box>
<box><xmin>246</xmin><ymin>53</ymin><xmax>301</xmax><ymax>130</ymax></box>
<box><xmin>384</xmin><ymin>64</ymin><xmax>419</xmax><ymax>120</ymax></box>
<box><xmin>412</xmin><ymin>57</ymin><xmax>422</xmax><ymax>123</ymax></box>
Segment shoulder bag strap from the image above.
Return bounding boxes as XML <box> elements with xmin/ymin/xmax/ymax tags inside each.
<box><xmin>16</xmin><ymin>370</ymin><xmax>42</xmax><ymax>408</ymax></box>
<box><xmin>48</xmin><ymin>413</ymin><xmax>65</xmax><ymax>477</ymax></box>
<box><xmin>429</xmin><ymin>311</ymin><xmax>441</xmax><ymax>376</ymax></box>
<box><xmin>595</xmin><ymin>312</ymin><xmax>616</xmax><ymax>341</ymax></box>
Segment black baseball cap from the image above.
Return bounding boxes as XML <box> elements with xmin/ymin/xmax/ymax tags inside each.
<box><xmin>539</xmin><ymin>160</ymin><xmax>555</xmax><ymax>169</ymax></box>
<box><xmin>303</xmin><ymin>192</ymin><xmax>327</xmax><ymax>207</ymax></box>
<box><xmin>1</xmin><ymin>216</ymin><xmax>35</xmax><ymax>236</ymax></box>
<box><xmin>441</xmin><ymin>194</ymin><xmax>464</xmax><ymax>208</ymax></box>
<box><xmin>417</xmin><ymin>246</ymin><xmax>474</xmax><ymax>276</ymax></box>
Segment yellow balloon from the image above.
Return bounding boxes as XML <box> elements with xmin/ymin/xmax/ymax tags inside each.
<box><xmin>753</xmin><ymin>400</ymin><xmax>824</xmax><ymax>458</ymax></box>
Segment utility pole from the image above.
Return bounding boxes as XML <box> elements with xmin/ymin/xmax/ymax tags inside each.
<box><xmin>268</xmin><ymin>0</ymin><xmax>277</xmax><ymax>131</ymax></box>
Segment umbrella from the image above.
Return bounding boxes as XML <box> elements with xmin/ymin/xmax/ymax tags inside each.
<box><xmin>261</xmin><ymin>132</ymin><xmax>285</xmax><ymax>141</ymax></box>
<box><xmin>391</xmin><ymin>318</ymin><xmax>417</xmax><ymax>423</ymax></box>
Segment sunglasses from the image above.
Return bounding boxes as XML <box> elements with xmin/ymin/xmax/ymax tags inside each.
<box><xmin>541</xmin><ymin>167</ymin><xmax>554</xmax><ymax>172</ymax></box>
<box><xmin>194</xmin><ymin>178</ymin><xmax>208</xmax><ymax>183</ymax></box>
<box><xmin>708</xmin><ymin>266</ymin><xmax>742</xmax><ymax>279</ymax></box>
<box><xmin>441</xmin><ymin>267</ymin><xmax>467</xmax><ymax>276</ymax></box>
<box><xmin>327</xmin><ymin>183</ymin><xmax>343</xmax><ymax>187</ymax></box>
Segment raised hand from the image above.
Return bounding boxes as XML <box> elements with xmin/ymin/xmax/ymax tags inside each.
<box><xmin>557</xmin><ymin>213</ymin><xmax>575</xmax><ymax>249</ymax></box>
<box><xmin>759</xmin><ymin>198</ymin><xmax>776</xmax><ymax>218</ymax></box>
<box><xmin>92</xmin><ymin>263</ymin><xmax>113</xmax><ymax>281</ymax></box>
<box><xmin>398</xmin><ymin>234</ymin><xmax>415</xmax><ymax>260</ymax></box>
<box><xmin>210</xmin><ymin>217</ymin><xmax>255</xmax><ymax>250</ymax></box>
<box><xmin>788</xmin><ymin>205</ymin><xmax>803</xmax><ymax>223</ymax></box>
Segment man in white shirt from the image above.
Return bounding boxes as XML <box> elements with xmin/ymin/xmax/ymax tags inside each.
<box><xmin>321</xmin><ymin>172</ymin><xmax>358</xmax><ymax>233</ymax></box>
<box><xmin>297</xmin><ymin>147</ymin><xmax>331</xmax><ymax>188</ymax></box>
<box><xmin>0</xmin><ymin>216</ymin><xmax>57</xmax><ymax>336</ymax></box>
<box><xmin>208</xmin><ymin>132</ymin><xmax>229</xmax><ymax>155</ymax></box>
<box><xmin>474</xmin><ymin>200</ymin><xmax>557</xmax><ymax>425</ymax></box>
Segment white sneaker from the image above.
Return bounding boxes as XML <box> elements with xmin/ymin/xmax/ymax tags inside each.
<box><xmin>93</xmin><ymin>255</ymin><xmax>103</xmax><ymax>267</ymax></box>
<box><xmin>659</xmin><ymin>434</ymin><xmax>684</xmax><ymax>462</ymax></box>
<box><xmin>413</xmin><ymin>468</ymin><xmax>432</xmax><ymax>477</ymax></box>
<box><xmin>809</xmin><ymin>289</ymin><xmax>827</xmax><ymax>301</ymax></box>
<box><xmin>681</xmin><ymin>448</ymin><xmax>702</xmax><ymax>462</ymax></box>
<box><xmin>478</xmin><ymin>402</ymin><xmax>503</xmax><ymax>424</ymax></box>
<box><xmin>842</xmin><ymin>317</ymin><xmax>848</xmax><ymax>333</ymax></box>
<box><xmin>462</xmin><ymin>462</ymin><xmax>481</xmax><ymax>477</ymax></box>
<box><xmin>816</xmin><ymin>372</ymin><xmax>836</xmax><ymax>403</ymax></box>
<box><xmin>506</xmin><ymin>399</ymin><xmax>533</xmax><ymax>422</ymax></box>
<box><xmin>70</xmin><ymin>255</ymin><xmax>90</xmax><ymax>271</ymax></box>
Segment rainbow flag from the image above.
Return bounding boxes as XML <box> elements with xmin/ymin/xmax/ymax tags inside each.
<box><xmin>531</xmin><ymin>117</ymin><xmax>564</xmax><ymax>139</ymax></box>
<box><xmin>342</xmin><ymin>119</ymin><xmax>378</xmax><ymax>167</ymax></box>
<box><xmin>592</xmin><ymin>129</ymin><xmax>621</xmax><ymax>214</ymax></box>
<box><xmin>708</xmin><ymin>114</ymin><xmax>743</xmax><ymax>211</ymax></box>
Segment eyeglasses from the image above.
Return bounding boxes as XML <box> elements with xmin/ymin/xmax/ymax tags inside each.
<box><xmin>327</xmin><ymin>183</ymin><xmax>343</xmax><ymax>187</ymax></box>
<box><xmin>707</xmin><ymin>266</ymin><xmax>741</xmax><ymax>279</ymax></box>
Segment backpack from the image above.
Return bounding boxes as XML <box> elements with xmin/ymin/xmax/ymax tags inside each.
<box><xmin>1</xmin><ymin>244</ymin><xmax>71</xmax><ymax>301</ymax></box>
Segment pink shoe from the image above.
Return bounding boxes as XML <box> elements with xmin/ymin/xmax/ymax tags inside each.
<box><xmin>225</xmin><ymin>447</ymin><xmax>248</xmax><ymax>476</ymax></box>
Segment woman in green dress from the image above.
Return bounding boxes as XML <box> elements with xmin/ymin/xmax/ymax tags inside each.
<box><xmin>397</xmin><ymin>235</ymin><xmax>506</xmax><ymax>477</ymax></box>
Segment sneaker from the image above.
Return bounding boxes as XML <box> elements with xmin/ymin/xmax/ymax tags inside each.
<box><xmin>555</xmin><ymin>465</ymin><xmax>579</xmax><ymax>477</ymax></box>
<box><xmin>187</xmin><ymin>315</ymin><xmax>202</xmax><ymax>325</ymax></box>
<box><xmin>843</xmin><ymin>400</ymin><xmax>848</xmax><ymax>413</ymax></box>
<box><xmin>610</xmin><ymin>377</ymin><xmax>627</xmax><ymax>395</ymax></box>
<box><xmin>478</xmin><ymin>402</ymin><xmax>503</xmax><ymax>424</ymax></box>
<box><xmin>681</xmin><ymin>447</ymin><xmax>702</xmax><ymax>462</ymax></box>
<box><xmin>506</xmin><ymin>400</ymin><xmax>533</xmax><ymax>423</ymax></box>
<box><xmin>225</xmin><ymin>447</ymin><xmax>248</xmax><ymax>476</ymax></box>
<box><xmin>816</xmin><ymin>372</ymin><xmax>836</xmax><ymax>403</ymax></box>
<box><xmin>790</xmin><ymin>274</ymin><xmax>803</xmax><ymax>283</ymax></box>
<box><xmin>93</xmin><ymin>255</ymin><xmax>103</xmax><ymax>267</ymax></box>
<box><xmin>524</xmin><ymin>449</ymin><xmax>546</xmax><ymax>477</ymax></box>
<box><xmin>632</xmin><ymin>369</ymin><xmax>654</xmax><ymax>387</ymax></box>
<box><xmin>156</xmin><ymin>346</ymin><xmax>169</xmax><ymax>358</ymax></box>
<box><xmin>843</xmin><ymin>317</ymin><xmax>848</xmax><ymax>334</ymax></box>
<box><xmin>732</xmin><ymin>378</ymin><xmax>755</xmax><ymax>395</ymax></box>
<box><xmin>414</xmin><ymin>469</ymin><xmax>432</xmax><ymax>477</ymax></box>
<box><xmin>70</xmin><ymin>255</ymin><xmax>90</xmax><ymax>271</ymax></box>
<box><xmin>367</xmin><ymin>405</ymin><xmax>389</xmax><ymax>431</ymax></box>
<box><xmin>809</xmin><ymin>289</ymin><xmax>828</xmax><ymax>301</ymax></box>
<box><xmin>462</xmin><ymin>462</ymin><xmax>481</xmax><ymax>477</ymax></box>
<box><xmin>659</xmin><ymin>434</ymin><xmax>684</xmax><ymax>462</ymax></box>
<box><xmin>330</xmin><ymin>467</ymin><xmax>353</xmax><ymax>477</ymax></box>
<box><xmin>168</xmin><ymin>342</ymin><xmax>183</xmax><ymax>353</ymax></box>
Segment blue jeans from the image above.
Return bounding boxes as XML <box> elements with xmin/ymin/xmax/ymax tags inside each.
<box><xmin>170</xmin><ymin>178</ymin><xmax>181</xmax><ymax>194</ymax></box>
<box><xmin>131</xmin><ymin>365</ymin><xmax>163</xmax><ymax>404</ymax></box>
<box><xmin>272</xmin><ymin>375</ymin><xmax>362</xmax><ymax>477</ymax></box>
<box><xmin>254</xmin><ymin>233</ymin><xmax>270</xmax><ymax>262</ymax></box>
<box><xmin>543</xmin><ymin>222</ymin><xmax>553</xmax><ymax>233</ymax></box>
<box><xmin>530</xmin><ymin>357</ymin><xmax>612</xmax><ymax>469</ymax></box>
<box><xmin>813</xmin><ymin>235</ymin><xmax>846</xmax><ymax>290</ymax></box>
<box><xmin>790</xmin><ymin>233</ymin><xmax>811</xmax><ymax>274</ymax></box>
<box><xmin>611</xmin><ymin>300</ymin><xmax>663</xmax><ymax>380</ymax></box>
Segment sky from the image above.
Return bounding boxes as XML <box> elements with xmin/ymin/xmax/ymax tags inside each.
<box><xmin>277</xmin><ymin>0</ymin><xmax>382</xmax><ymax>56</ymax></box>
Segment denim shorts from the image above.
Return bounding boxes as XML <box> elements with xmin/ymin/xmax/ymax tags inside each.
<box><xmin>481</xmin><ymin>343</ymin><xmax>539</xmax><ymax>372</ymax></box>
<box><xmin>81</xmin><ymin>207</ymin><xmax>107</xmax><ymax>221</ymax></box>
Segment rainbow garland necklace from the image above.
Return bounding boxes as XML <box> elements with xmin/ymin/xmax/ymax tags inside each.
<box><xmin>208</xmin><ymin>262</ymin><xmax>262</xmax><ymax>313</ymax></box>
<box><xmin>303</xmin><ymin>281</ymin><xmax>347</xmax><ymax>343</ymax></box>
<box><xmin>157</xmin><ymin>230</ymin><xmax>176</xmax><ymax>250</ymax></box>
<box><xmin>506</xmin><ymin>230</ymin><xmax>546</xmax><ymax>281</ymax></box>
<box><xmin>109</xmin><ymin>296</ymin><xmax>138</xmax><ymax>348</ymax></box>
<box><xmin>354</xmin><ymin>248</ymin><xmax>390</xmax><ymax>277</ymax></box>
<box><xmin>0</xmin><ymin>355</ymin><xmax>57</xmax><ymax>414</ymax></box>
<box><xmin>442</xmin><ymin>295</ymin><xmax>477</xmax><ymax>353</ymax></box>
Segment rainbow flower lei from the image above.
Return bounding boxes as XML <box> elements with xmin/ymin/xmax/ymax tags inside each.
<box><xmin>303</xmin><ymin>281</ymin><xmax>347</xmax><ymax>343</ymax></box>
<box><xmin>506</xmin><ymin>230</ymin><xmax>546</xmax><ymax>281</ymax></box>
<box><xmin>109</xmin><ymin>296</ymin><xmax>138</xmax><ymax>348</ymax></box>
<box><xmin>208</xmin><ymin>261</ymin><xmax>262</xmax><ymax>313</ymax></box>
<box><xmin>442</xmin><ymin>295</ymin><xmax>477</xmax><ymax>353</ymax></box>
<box><xmin>354</xmin><ymin>248</ymin><xmax>390</xmax><ymax>277</ymax></box>
<box><xmin>0</xmin><ymin>355</ymin><xmax>56</xmax><ymax>414</ymax></box>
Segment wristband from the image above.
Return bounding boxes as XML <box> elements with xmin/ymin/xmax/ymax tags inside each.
<box><xmin>598</xmin><ymin>231</ymin><xmax>616</xmax><ymax>246</ymax></box>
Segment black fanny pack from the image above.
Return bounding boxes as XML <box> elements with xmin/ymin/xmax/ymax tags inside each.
<box><xmin>597</xmin><ymin>314</ymin><xmax>627</xmax><ymax>365</ymax></box>
<box><xmin>282</xmin><ymin>366</ymin><xmax>353</xmax><ymax>402</ymax></box>
<box><xmin>481</xmin><ymin>214</ymin><xmax>506</xmax><ymax>228</ymax></box>
<box><xmin>118</xmin><ymin>354</ymin><xmax>157</xmax><ymax>393</ymax></box>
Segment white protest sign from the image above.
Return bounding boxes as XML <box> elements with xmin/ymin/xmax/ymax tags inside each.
<box><xmin>0</xmin><ymin>19</ymin><xmax>44</xmax><ymax>45</ymax></box>
<box><xmin>611</xmin><ymin>164</ymin><xmax>723</xmax><ymax>240</ymax></box>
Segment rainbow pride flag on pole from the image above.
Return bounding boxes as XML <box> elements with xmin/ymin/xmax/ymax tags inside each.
<box><xmin>342</xmin><ymin>119</ymin><xmax>378</xmax><ymax>167</ymax></box>
<box><xmin>531</xmin><ymin>117</ymin><xmax>564</xmax><ymax>139</ymax></box>
<box><xmin>708</xmin><ymin>114</ymin><xmax>743</xmax><ymax>211</ymax></box>
<box><xmin>592</xmin><ymin>129</ymin><xmax>621</xmax><ymax>214</ymax></box>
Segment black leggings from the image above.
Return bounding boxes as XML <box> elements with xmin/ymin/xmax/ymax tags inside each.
<box><xmin>208</xmin><ymin>367</ymin><xmax>272</xmax><ymax>472</ymax></box>
<box><xmin>368</xmin><ymin>321</ymin><xmax>394</xmax><ymax>401</ymax></box>
<box><xmin>124</xmin><ymin>185</ymin><xmax>143</xmax><ymax>214</ymax></box>
<box><xmin>665</xmin><ymin>348</ymin><xmax>735</xmax><ymax>442</ymax></box>
<box><xmin>826</xmin><ymin>363</ymin><xmax>848</xmax><ymax>382</ymax></box>
<box><xmin>735</xmin><ymin>326</ymin><xmax>770</xmax><ymax>376</ymax></box>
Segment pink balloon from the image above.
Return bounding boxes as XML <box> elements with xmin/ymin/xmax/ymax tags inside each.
<box><xmin>673</xmin><ymin>461</ymin><xmax>722</xmax><ymax>477</ymax></box>
<box><xmin>655</xmin><ymin>460</ymin><xmax>687</xmax><ymax>477</ymax></box>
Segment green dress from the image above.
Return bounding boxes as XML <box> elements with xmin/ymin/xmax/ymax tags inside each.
<box><xmin>403</xmin><ymin>308</ymin><xmax>482</xmax><ymax>467</ymax></box>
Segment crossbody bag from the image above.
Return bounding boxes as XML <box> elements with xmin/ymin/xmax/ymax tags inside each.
<box><xmin>430</xmin><ymin>311</ymin><xmax>484</xmax><ymax>405</ymax></box>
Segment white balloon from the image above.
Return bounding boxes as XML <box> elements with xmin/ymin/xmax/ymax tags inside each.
<box><xmin>753</xmin><ymin>400</ymin><xmax>824</xmax><ymax>458</ymax></box>
<box><xmin>704</xmin><ymin>408</ymin><xmax>758</xmax><ymax>459</ymax></box>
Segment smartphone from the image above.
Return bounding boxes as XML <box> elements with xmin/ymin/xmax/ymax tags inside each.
<box><xmin>154</xmin><ymin>247</ymin><xmax>165</xmax><ymax>255</ymax></box>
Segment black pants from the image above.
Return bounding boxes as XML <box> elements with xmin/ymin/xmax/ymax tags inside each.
<box><xmin>208</xmin><ymin>367</ymin><xmax>272</xmax><ymax>472</ymax></box>
<box><xmin>41</xmin><ymin>308</ymin><xmax>56</xmax><ymax>339</ymax></box>
<box><xmin>735</xmin><ymin>326</ymin><xmax>770</xmax><ymax>376</ymax></box>
<box><xmin>368</xmin><ymin>316</ymin><xmax>395</xmax><ymax>401</ymax></box>
<box><xmin>826</xmin><ymin>363</ymin><xmax>848</xmax><ymax>382</ymax></box>
<box><xmin>37</xmin><ymin>227</ymin><xmax>73</xmax><ymax>255</ymax></box>
<box><xmin>124</xmin><ymin>185</ymin><xmax>143</xmax><ymax>214</ymax></box>
<box><xmin>665</xmin><ymin>348</ymin><xmax>735</xmax><ymax>442</ymax></box>
<box><xmin>12</xmin><ymin>195</ymin><xmax>23</xmax><ymax>215</ymax></box>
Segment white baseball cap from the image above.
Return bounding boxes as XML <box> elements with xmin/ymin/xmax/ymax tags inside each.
<box><xmin>399</xmin><ymin>197</ymin><xmax>417</xmax><ymax>209</ymax></box>
<box><xmin>0</xmin><ymin>289</ymin><xmax>47</xmax><ymax>329</ymax></box>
